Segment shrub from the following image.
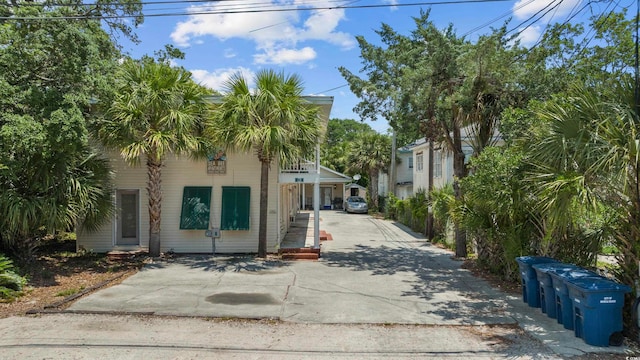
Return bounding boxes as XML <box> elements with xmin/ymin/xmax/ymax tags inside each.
<box><xmin>0</xmin><ymin>254</ymin><xmax>27</xmax><ymax>300</ymax></box>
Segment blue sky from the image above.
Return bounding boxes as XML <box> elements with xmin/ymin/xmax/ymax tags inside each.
<box><xmin>121</xmin><ymin>0</ymin><xmax>604</xmax><ymax>133</ymax></box>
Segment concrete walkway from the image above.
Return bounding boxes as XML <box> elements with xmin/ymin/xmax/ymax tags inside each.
<box><xmin>69</xmin><ymin>210</ymin><xmax>630</xmax><ymax>357</ymax></box>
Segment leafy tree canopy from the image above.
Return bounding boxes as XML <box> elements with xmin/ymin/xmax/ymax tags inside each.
<box><xmin>0</xmin><ymin>2</ymin><xmax>143</xmax><ymax>258</ymax></box>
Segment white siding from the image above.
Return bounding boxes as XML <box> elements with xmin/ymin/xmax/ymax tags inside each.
<box><xmin>412</xmin><ymin>142</ymin><xmax>429</xmax><ymax>193</ymax></box>
<box><xmin>77</xmin><ymin>151</ymin><xmax>281</xmax><ymax>254</ymax></box>
<box><xmin>396</xmin><ymin>151</ymin><xmax>413</xmax><ymax>184</ymax></box>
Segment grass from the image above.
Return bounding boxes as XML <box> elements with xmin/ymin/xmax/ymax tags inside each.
<box><xmin>601</xmin><ymin>244</ymin><xmax>620</xmax><ymax>255</ymax></box>
<box><xmin>55</xmin><ymin>286</ymin><xmax>85</xmax><ymax>297</ymax></box>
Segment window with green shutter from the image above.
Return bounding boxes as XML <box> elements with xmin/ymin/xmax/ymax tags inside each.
<box><xmin>179</xmin><ymin>187</ymin><xmax>212</xmax><ymax>230</ymax></box>
<box><xmin>221</xmin><ymin>186</ymin><xmax>250</xmax><ymax>230</ymax></box>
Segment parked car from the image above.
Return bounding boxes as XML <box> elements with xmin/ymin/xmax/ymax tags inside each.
<box><xmin>344</xmin><ymin>196</ymin><xmax>368</xmax><ymax>214</ymax></box>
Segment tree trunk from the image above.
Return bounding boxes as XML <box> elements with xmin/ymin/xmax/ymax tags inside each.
<box><xmin>258</xmin><ymin>160</ymin><xmax>269</xmax><ymax>258</ymax></box>
<box><xmin>453</xmin><ymin>127</ymin><xmax>467</xmax><ymax>258</ymax></box>
<box><xmin>426</xmin><ymin>140</ymin><xmax>434</xmax><ymax>240</ymax></box>
<box><xmin>369</xmin><ymin>170</ymin><xmax>379</xmax><ymax>210</ymax></box>
<box><xmin>147</xmin><ymin>155</ymin><xmax>162</xmax><ymax>257</ymax></box>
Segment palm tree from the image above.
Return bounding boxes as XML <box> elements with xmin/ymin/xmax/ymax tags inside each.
<box><xmin>207</xmin><ymin>70</ymin><xmax>321</xmax><ymax>258</ymax></box>
<box><xmin>94</xmin><ymin>59</ymin><xmax>211</xmax><ymax>257</ymax></box>
<box><xmin>346</xmin><ymin>132</ymin><xmax>392</xmax><ymax>210</ymax></box>
<box><xmin>528</xmin><ymin>81</ymin><xmax>640</xmax><ymax>320</ymax></box>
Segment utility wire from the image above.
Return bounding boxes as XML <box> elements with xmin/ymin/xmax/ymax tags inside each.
<box><xmin>3</xmin><ymin>0</ymin><xmax>348</xmax><ymax>7</ymax></box>
<box><xmin>249</xmin><ymin>0</ymin><xmax>361</xmax><ymax>33</ymax></box>
<box><xmin>505</xmin><ymin>0</ymin><xmax>564</xmax><ymax>37</ymax></box>
<box><xmin>0</xmin><ymin>0</ymin><xmax>517</xmax><ymax>20</ymax></box>
<box><xmin>461</xmin><ymin>0</ymin><xmax>537</xmax><ymax>37</ymax></box>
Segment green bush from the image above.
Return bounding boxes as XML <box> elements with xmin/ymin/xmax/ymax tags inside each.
<box><xmin>0</xmin><ymin>254</ymin><xmax>27</xmax><ymax>300</ymax></box>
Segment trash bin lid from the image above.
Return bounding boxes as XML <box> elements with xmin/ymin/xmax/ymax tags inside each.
<box><xmin>555</xmin><ymin>268</ymin><xmax>601</xmax><ymax>281</ymax></box>
<box><xmin>566</xmin><ymin>277</ymin><xmax>631</xmax><ymax>293</ymax></box>
<box><xmin>532</xmin><ymin>262</ymin><xmax>575</xmax><ymax>274</ymax></box>
<box><xmin>515</xmin><ymin>256</ymin><xmax>558</xmax><ymax>265</ymax></box>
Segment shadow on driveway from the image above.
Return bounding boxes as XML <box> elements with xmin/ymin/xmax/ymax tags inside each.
<box><xmin>321</xmin><ymin>243</ymin><xmax>513</xmax><ymax>324</ymax></box>
<box><xmin>144</xmin><ymin>254</ymin><xmax>290</xmax><ymax>273</ymax></box>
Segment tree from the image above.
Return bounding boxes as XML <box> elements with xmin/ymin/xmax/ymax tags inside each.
<box><xmin>346</xmin><ymin>132</ymin><xmax>392</xmax><ymax>210</ymax></box>
<box><xmin>341</xmin><ymin>11</ymin><xmax>526</xmax><ymax>257</ymax></box>
<box><xmin>321</xmin><ymin>118</ymin><xmax>375</xmax><ymax>174</ymax></box>
<box><xmin>94</xmin><ymin>59</ymin><xmax>211</xmax><ymax>257</ymax></box>
<box><xmin>0</xmin><ymin>2</ymin><xmax>141</xmax><ymax>258</ymax></box>
<box><xmin>526</xmin><ymin>81</ymin><xmax>639</xmax><ymax>324</ymax></box>
<box><xmin>207</xmin><ymin>70</ymin><xmax>321</xmax><ymax>258</ymax></box>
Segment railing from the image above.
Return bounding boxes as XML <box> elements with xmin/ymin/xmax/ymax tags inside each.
<box><xmin>280</xmin><ymin>159</ymin><xmax>316</xmax><ymax>173</ymax></box>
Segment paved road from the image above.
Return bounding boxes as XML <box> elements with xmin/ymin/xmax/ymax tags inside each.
<box><xmin>0</xmin><ymin>211</ymin><xmax>633</xmax><ymax>359</ymax></box>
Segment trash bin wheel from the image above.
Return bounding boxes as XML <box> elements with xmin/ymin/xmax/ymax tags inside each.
<box><xmin>609</xmin><ymin>331</ymin><xmax>624</xmax><ymax>346</ymax></box>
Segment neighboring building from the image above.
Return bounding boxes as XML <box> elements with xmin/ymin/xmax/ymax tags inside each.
<box><xmin>379</xmin><ymin>140</ymin><xmax>421</xmax><ymax>199</ymax></box>
<box><xmin>344</xmin><ymin>183</ymin><xmax>367</xmax><ymax>200</ymax></box>
<box><xmin>77</xmin><ymin>96</ymin><xmax>336</xmax><ymax>254</ymax></box>
<box><xmin>412</xmin><ymin>126</ymin><xmax>503</xmax><ymax>193</ymax></box>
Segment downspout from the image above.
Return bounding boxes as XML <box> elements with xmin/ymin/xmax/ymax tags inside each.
<box><xmin>314</xmin><ymin>143</ymin><xmax>321</xmax><ymax>249</ymax></box>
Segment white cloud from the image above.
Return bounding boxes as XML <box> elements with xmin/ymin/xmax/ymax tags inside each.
<box><xmin>516</xmin><ymin>25</ymin><xmax>542</xmax><ymax>46</ymax></box>
<box><xmin>190</xmin><ymin>67</ymin><xmax>255</xmax><ymax>91</ymax></box>
<box><xmin>512</xmin><ymin>0</ymin><xmax>582</xmax><ymax>21</ymax></box>
<box><xmin>170</xmin><ymin>0</ymin><xmax>354</xmax><ymax>64</ymax></box>
<box><xmin>254</xmin><ymin>47</ymin><xmax>317</xmax><ymax>65</ymax></box>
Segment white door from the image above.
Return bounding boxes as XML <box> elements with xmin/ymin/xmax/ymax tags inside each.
<box><xmin>320</xmin><ymin>187</ymin><xmax>332</xmax><ymax>208</ymax></box>
<box><xmin>116</xmin><ymin>190</ymin><xmax>140</xmax><ymax>246</ymax></box>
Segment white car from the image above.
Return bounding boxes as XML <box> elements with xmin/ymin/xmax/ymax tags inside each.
<box><xmin>344</xmin><ymin>196</ymin><xmax>368</xmax><ymax>214</ymax></box>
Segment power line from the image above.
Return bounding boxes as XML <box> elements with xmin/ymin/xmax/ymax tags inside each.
<box><xmin>0</xmin><ymin>0</ymin><xmax>516</xmax><ymax>20</ymax></box>
<box><xmin>316</xmin><ymin>84</ymin><xmax>350</xmax><ymax>93</ymax></box>
<box><xmin>505</xmin><ymin>0</ymin><xmax>564</xmax><ymax>37</ymax></box>
<box><xmin>461</xmin><ymin>0</ymin><xmax>537</xmax><ymax>37</ymax></box>
<box><xmin>249</xmin><ymin>0</ymin><xmax>362</xmax><ymax>33</ymax></box>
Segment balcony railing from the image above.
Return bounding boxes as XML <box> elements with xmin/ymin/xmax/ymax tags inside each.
<box><xmin>280</xmin><ymin>159</ymin><xmax>316</xmax><ymax>173</ymax></box>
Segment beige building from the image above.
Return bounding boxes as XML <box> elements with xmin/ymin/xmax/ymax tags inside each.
<box><xmin>77</xmin><ymin>96</ymin><xmax>336</xmax><ymax>254</ymax></box>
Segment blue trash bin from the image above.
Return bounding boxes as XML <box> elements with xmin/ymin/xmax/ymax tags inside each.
<box><xmin>566</xmin><ymin>277</ymin><xmax>631</xmax><ymax>347</ymax></box>
<box><xmin>549</xmin><ymin>267</ymin><xmax>602</xmax><ymax>330</ymax></box>
<box><xmin>516</xmin><ymin>256</ymin><xmax>558</xmax><ymax>307</ymax></box>
<box><xmin>532</xmin><ymin>262</ymin><xmax>575</xmax><ymax>318</ymax></box>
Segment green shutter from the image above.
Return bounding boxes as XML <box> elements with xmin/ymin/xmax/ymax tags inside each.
<box><xmin>221</xmin><ymin>186</ymin><xmax>250</xmax><ymax>230</ymax></box>
<box><xmin>179</xmin><ymin>187</ymin><xmax>212</xmax><ymax>230</ymax></box>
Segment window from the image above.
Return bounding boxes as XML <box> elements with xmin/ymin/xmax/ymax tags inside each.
<box><xmin>116</xmin><ymin>189</ymin><xmax>139</xmax><ymax>245</ymax></box>
<box><xmin>408</xmin><ymin>157</ymin><xmax>413</xmax><ymax>169</ymax></box>
<box><xmin>434</xmin><ymin>151</ymin><xmax>442</xmax><ymax>178</ymax></box>
<box><xmin>221</xmin><ymin>186</ymin><xmax>250</xmax><ymax>230</ymax></box>
<box><xmin>179</xmin><ymin>187</ymin><xmax>212</xmax><ymax>230</ymax></box>
<box><xmin>416</xmin><ymin>152</ymin><xmax>423</xmax><ymax>172</ymax></box>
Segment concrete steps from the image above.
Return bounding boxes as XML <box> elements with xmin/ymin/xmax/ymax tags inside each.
<box><xmin>279</xmin><ymin>247</ymin><xmax>320</xmax><ymax>261</ymax></box>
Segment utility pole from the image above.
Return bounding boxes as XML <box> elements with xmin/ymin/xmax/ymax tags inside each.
<box><xmin>390</xmin><ymin>129</ymin><xmax>397</xmax><ymax>198</ymax></box>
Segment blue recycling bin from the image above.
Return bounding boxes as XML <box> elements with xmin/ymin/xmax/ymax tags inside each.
<box><xmin>532</xmin><ymin>262</ymin><xmax>575</xmax><ymax>318</ymax></box>
<box><xmin>567</xmin><ymin>277</ymin><xmax>631</xmax><ymax>347</ymax></box>
<box><xmin>549</xmin><ymin>267</ymin><xmax>602</xmax><ymax>330</ymax></box>
<box><xmin>516</xmin><ymin>256</ymin><xmax>558</xmax><ymax>307</ymax></box>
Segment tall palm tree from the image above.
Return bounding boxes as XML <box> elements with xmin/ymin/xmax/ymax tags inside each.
<box><xmin>346</xmin><ymin>132</ymin><xmax>392</xmax><ymax>210</ymax></box>
<box><xmin>207</xmin><ymin>70</ymin><xmax>321</xmax><ymax>258</ymax></box>
<box><xmin>94</xmin><ymin>59</ymin><xmax>211</xmax><ymax>257</ymax></box>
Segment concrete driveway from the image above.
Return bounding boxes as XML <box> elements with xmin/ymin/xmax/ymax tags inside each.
<box><xmin>68</xmin><ymin>210</ymin><xmax>626</xmax><ymax>356</ymax></box>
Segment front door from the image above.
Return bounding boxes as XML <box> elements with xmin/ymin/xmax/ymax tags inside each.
<box><xmin>116</xmin><ymin>190</ymin><xmax>139</xmax><ymax>246</ymax></box>
<box><xmin>320</xmin><ymin>186</ymin><xmax>332</xmax><ymax>208</ymax></box>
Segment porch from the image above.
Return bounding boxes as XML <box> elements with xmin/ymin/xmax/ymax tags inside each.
<box><xmin>279</xmin><ymin>210</ymin><xmax>333</xmax><ymax>260</ymax></box>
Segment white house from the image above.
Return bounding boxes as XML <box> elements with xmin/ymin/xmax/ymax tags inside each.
<box><xmin>412</xmin><ymin>126</ymin><xmax>503</xmax><ymax>193</ymax></box>
<box><xmin>379</xmin><ymin>140</ymin><xmax>419</xmax><ymax>200</ymax></box>
<box><xmin>77</xmin><ymin>96</ymin><xmax>337</xmax><ymax>254</ymax></box>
